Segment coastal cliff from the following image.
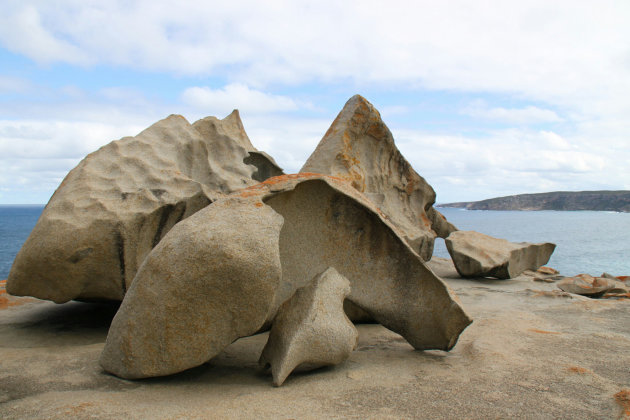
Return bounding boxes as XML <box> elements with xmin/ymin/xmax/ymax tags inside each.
<box><xmin>439</xmin><ymin>190</ymin><xmax>630</xmax><ymax>212</ymax></box>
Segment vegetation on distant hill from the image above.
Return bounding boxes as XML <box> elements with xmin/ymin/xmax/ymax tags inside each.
<box><xmin>439</xmin><ymin>190</ymin><xmax>630</xmax><ymax>212</ymax></box>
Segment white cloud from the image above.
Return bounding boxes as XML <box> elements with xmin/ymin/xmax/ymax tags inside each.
<box><xmin>0</xmin><ymin>118</ymin><xmax>147</xmax><ymax>202</ymax></box>
<box><xmin>0</xmin><ymin>120</ymin><xmax>144</xmax><ymax>160</ymax></box>
<box><xmin>0</xmin><ymin>4</ymin><xmax>90</xmax><ymax>65</ymax></box>
<box><xmin>181</xmin><ymin>84</ymin><xmax>299</xmax><ymax>115</ymax></box>
<box><xmin>393</xmin><ymin>127</ymin><xmax>628</xmax><ymax>202</ymax></box>
<box><xmin>0</xmin><ymin>1</ymin><xmax>627</xmax><ymax>113</ymax></box>
<box><xmin>0</xmin><ymin>75</ymin><xmax>33</xmax><ymax>94</ymax></box>
<box><xmin>463</xmin><ymin>102</ymin><xmax>563</xmax><ymax>124</ymax></box>
<box><xmin>1</xmin><ymin>1</ymin><xmax>629</xmax><ymax>203</ymax></box>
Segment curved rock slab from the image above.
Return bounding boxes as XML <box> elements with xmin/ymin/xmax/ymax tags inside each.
<box><xmin>445</xmin><ymin>230</ymin><xmax>556</xmax><ymax>279</ymax></box>
<box><xmin>244</xmin><ymin>175</ymin><xmax>472</xmax><ymax>350</ymax></box>
<box><xmin>8</xmin><ymin>112</ymin><xmax>268</xmax><ymax>303</ymax></box>
<box><xmin>100</xmin><ymin>198</ymin><xmax>284</xmax><ymax>379</ymax></box>
<box><xmin>101</xmin><ymin>174</ymin><xmax>471</xmax><ymax>379</ymax></box>
<box><xmin>260</xmin><ymin>267</ymin><xmax>358</xmax><ymax>386</ymax></box>
<box><xmin>301</xmin><ymin>95</ymin><xmax>456</xmax><ymax>260</ymax></box>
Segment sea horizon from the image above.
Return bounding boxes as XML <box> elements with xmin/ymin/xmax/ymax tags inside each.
<box><xmin>2</xmin><ymin>205</ymin><xmax>628</xmax><ymax>280</ymax></box>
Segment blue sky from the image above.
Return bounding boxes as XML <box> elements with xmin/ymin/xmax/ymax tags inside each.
<box><xmin>1</xmin><ymin>0</ymin><xmax>629</xmax><ymax>204</ymax></box>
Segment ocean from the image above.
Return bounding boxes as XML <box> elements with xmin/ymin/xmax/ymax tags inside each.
<box><xmin>1</xmin><ymin>205</ymin><xmax>629</xmax><ymax>280</ymax></box>
<box><xmin>0</xmin><ymin>205</ymin><xmax>45</xmax><ymax>280</ymax></box>
<box><xmin>433</xmin><ymin>207</ymin><xmax>630</xmax><ymax>276</ymax></box>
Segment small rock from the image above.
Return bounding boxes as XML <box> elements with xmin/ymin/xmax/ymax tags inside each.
<box><xmin>259</xmin><ymin>267</ymin><xmax>358</xmax><ymax>386</ymax></box>
<box><xmin>537</xmin><ymin>266</ymin><xmax>559</xmax><ymax>275</ymax></box>
<box><xmin>602</xmin><ymin>292</ymin><xmax>630</xmax><ymax>300</ymax></box>
<box><xmin>445</xmin><ymin>231</ymin><xmax>555</xmax><ymax>279</ymax></box>
<box><xmin>523</xmin><ymin>269</ymin><xmax>557</xmax><ymax>283</ymax></box>
<box><xmin>557</xmin><ymin>274</ymin><xmax>628</xmax><ymax>298</ymax></box>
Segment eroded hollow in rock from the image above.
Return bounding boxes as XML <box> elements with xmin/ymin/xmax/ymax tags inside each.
<box><xmin>264</xmin><ymin>179</ymin><xmax>471</xmax><ymax>351</ymax></box>
<box><xmin>244</xmin><ymin>151</ymin><xmax>284</xmax><ymax>182</ymax></box>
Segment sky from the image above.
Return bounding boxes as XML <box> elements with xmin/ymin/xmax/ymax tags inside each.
<box><xmin>0</xmin><ymin>1</ymin><xmax>629</xmax><ymax>204</ymax></box>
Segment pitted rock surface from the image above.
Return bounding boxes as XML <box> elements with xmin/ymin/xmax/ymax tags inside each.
<box><xmin>8</xmin><ymin>111</ymin><xmax>272</xmax><ymax>303</ymax></box>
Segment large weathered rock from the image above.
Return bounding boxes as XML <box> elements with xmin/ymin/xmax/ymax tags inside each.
<box><xmin>259</xmin><ymin>267</ymin><xmax>358</xmax><ymax>386</ymax></box>
<box><xmin>101</xmin><ymin>174</ymin><xmax>471</xmax><ymax>379</ymax></box>
<box><xmin>301</xmin><ymin>95</ymin><xmax>456</xmax><ymax>261</ymax></box>
<box><xmin>445</xmin><ymin>230</ymin><xmax>556</xmax><ymax>279</ymax></box>
<box><xmin>8</xmin><ymin>111</ymin><xmax>276</xmax><ymax>304</ymax></box>
<box><xmin>99</xmin><ymin>197</ymin><xmax>284</xmax><ymax>379</ymax></box>
<box><xmin>557</xmin><ymin>274</ymin><xmax>629</xmax><ymax>297</ymax></box>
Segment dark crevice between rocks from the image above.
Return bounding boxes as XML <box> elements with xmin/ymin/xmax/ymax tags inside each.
<box><xmin>115</xmin><ymin>230</ymin><xmax>126</xmax><ymax>296</ymax></box>
<box><xmin>244</xmin><ymin>152</ymin><xmax>284</xmax><ymax>182</ymax></box>
<box><xmin>152</xmin><ymin>204</ymin><xmax>175</xmax><ymax>248</ymax></box>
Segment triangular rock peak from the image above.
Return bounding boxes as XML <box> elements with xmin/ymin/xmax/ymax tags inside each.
<box><xmin>301</xmin><ymin>95</ymin><xmax>456</xmax><ymax>261</ymax></box>
<box><xmin>7</xmin><ymin>111</ymin><xmax>283</xmax><ymax>304</ymax></box>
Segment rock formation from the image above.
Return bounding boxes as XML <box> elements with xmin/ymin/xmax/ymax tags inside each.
<box><xmin>99</xmin><ymin>196</ymin><xmax>283</xmax><ymax>379</ymax></box>
<box><xmin>445</xmin><ymin>230</ymin><xmax>555</xmax><ymax>279</ymax></box>
<box><xmin>7</xmin><ymin>111</ymin><xmax>280</xmax><ymax>304</ymax></box>
<box><xmin>557</xmin><ymin>274</ymin><xmax>629</xmax><ymax>298</ymax></box>
<box><xmin>192</xmin><ymin>110</ymin><xmax>283</xmax><ymax>182</ymax></box>
<box><xmin>259</xmin><ymin>267</ymin><xmax>358</xmax><ymax>386</ymax></box>
<box><xmin>301</xmin><ymin>95</ymin><xmax>456</xmax><ymax>261</ymax></box>
<box><xmin>100</xmin><ymin>174</ymin><xmax>472</xmax><ymax>379</ymax></box>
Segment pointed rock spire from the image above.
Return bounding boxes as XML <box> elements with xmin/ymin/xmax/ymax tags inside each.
<box><xmin>301</xmin><ymin>95</ymin><xmax>456</xmax><ymax>260</ymax></box>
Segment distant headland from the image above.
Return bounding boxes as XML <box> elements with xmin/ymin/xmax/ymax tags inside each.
<box><xmin>438</xmin><ymin>190</ymin><xmax>630</xmax><ymax>212</ymax></box>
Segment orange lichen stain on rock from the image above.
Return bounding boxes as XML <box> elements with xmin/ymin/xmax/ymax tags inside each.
<box><xmin>63</xmin><ymin>402</ymin><xmax>96</xmax><ymax>416</ymax></box>
<box><xmin>420</xmin><ymin>213</ymin><xmax>431</xmax><ymax>229</ymax></box>
<box><xmin>336</xmin><ymin>151</ymin><xmax>361</xmax><ymax>172</ymax></box>
<box><xmin>538</xmin><ymin>266</ymin><xmax>559</xmax><ymax>275</ymax></box>
<box><xmin>614</xmin><ymin>390</ymin><xmax>630</xmax><ymax>417</ymax></box>
<box><xmin>254</xmin><ymin>202</ymin><xmax>263</xmax><ymax>208</ymax></box>
<box><xmin>0</xmin><ymin>285</ymin><xmax>34</xmax><ymax>309</ymax></box>
<box><xmin>321</xmin><ymin>109</ymin><xmax>346</xmax><ymax>139</ymax></box>
<box><xmin>567</xmin><ymin>366</ymin><xmax>590</xmax><ymax>374</ymax></box>
<box><xmin>404</xmin><ymin>176</ymin><xmax>418</xmax><ymax>196</ymax></box>
<box><xmin>237</xmin><ymin>173</ymin><xmax>349</xmax><ymax>198</ymax></box>
<box><xmin>0</xmin><ymin>295</ymin><xmax>22</xmax><ymax>310</ymax></box>
<box><xmin>528</xmin><ymin>328</ymin><xmax>561</xmax><ymax>335</ymax></box>
<box><xmin>617</xmin><ymin>276</ymin><xmax>630</xmax><ymax>282</ymax></box>
<box><xmin>603</xmin><ymin>292</ymin><xmax>630</xmax><ymax>300</ymax></box>
<box><xmin>262</xmin><ymin>173</ymin><xmax>325</xmax><ymax>186</ymax></box>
